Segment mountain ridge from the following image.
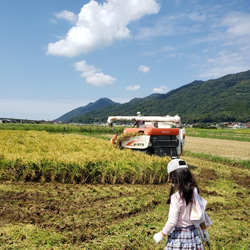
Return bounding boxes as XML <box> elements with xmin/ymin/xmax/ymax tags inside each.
<box><xmin>57</xmin><ymin>70</ymin><xmax>250</xmax><ymax>124</ymax></box>
<box><xmin>55</xmin><ymin>98</ymin><xmax>120</xmax><ymax>123</ymax></box>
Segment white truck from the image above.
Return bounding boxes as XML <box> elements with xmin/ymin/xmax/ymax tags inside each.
<box><xmin>107</xmin><ymin>112</ymin><xmax>185</xmax><ymax>158</ymax></box>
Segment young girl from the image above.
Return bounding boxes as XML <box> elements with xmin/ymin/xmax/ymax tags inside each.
<box><xmin>153</xmin><ymin>159</ymin><xmax>211</xmax><ymax>249</ymax></box>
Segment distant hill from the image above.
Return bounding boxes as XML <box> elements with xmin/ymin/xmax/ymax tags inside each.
<box><xmin>63</xmin><ymin>70</ymin><xmax>250</xmax><ymax>124</ymax></box>
<box><xmin>55</xmin><ymin>98</ymin><xmax>120</xmax><ymax>123</ymax></box>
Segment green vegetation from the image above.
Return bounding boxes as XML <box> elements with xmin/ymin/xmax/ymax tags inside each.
<box><xmin>0</xmin><ymin>123</ymin><xmax>124</xmax><ymax>135</ymax></box>
<box><xmin>69</xmin><ymin>70</ymin><xmax>250</xmax><ymax>124</ymax></box>
<box><xmin>183</xmin><ymin>150</ymin><xmax>250</xmax><ymax>169</ymax></box>
<box><xmin>55</xmin><ymin>98</ymin><xmax>119</xmax><ymax>123</ymax></box>
<box><xmin>185</xmin><ymin>128</ymin><xmax>250</xmax><ymax>142</ymax></box>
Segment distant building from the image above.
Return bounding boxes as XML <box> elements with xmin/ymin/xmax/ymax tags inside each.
<box><xmin>232</xmin><ymin>123</ymin><xmax>247</xmax><ymax>129</ymax></box>
<box><xmin>233</xmin><ymin>124</ymin><xmax>240</xmax><ymax>129</ymax></box>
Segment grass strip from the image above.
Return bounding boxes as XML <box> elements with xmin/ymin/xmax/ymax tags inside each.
<box><xmin>183</xmin><ymin>150</ymin><xmax>250</xmax><ymax>169</ymax></box>
<box><xmin>186</xmin><ymin>128</ymin><xmax>250</xmax><ymax>142</ymax></box>
<box><xmin>0</xmin><ymin>123</ymin><xmax>125</xmax><ymax>135</ymax></box>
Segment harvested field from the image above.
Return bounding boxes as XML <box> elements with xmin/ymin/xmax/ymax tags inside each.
<box><xmin>185</xmin><ymin>136</ymin><xmax>250</xmax><ymax>161</ymax></box>
<box><xmin>0</xmin><ymin>155</ymin><xmax>249</xmax><ymax>249</ymax></box>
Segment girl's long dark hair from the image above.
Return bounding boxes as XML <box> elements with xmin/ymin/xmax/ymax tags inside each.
<box><xmin>167</xmin><ymin>168</ymin><xmax>199</xmax><ymax>205</ymax></box>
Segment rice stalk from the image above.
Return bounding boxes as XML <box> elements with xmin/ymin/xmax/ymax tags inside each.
<box><xmin>0</xmin><ymin>130</ymin><xmax>171</xmax><ymax>184</ymax></box>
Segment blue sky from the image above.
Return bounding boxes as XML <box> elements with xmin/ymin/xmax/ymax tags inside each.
<box><xmin>1</xmin><ymin>0</ymin><xmax>250</xmax><ymax>120</ymax></box>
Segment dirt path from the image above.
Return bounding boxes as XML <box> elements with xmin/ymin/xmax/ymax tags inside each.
<box><xmin>185</xmin><ymin>136</ymin><xmax>250</xmax><ymax>160</ymax></box>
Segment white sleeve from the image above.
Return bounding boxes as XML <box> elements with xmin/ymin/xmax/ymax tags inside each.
<box><xmin>204</xmin><ymin>211</ymin><xmax>213</xmax><ymax>227</ymax></box>
<box><xmin>162</xmin><ymin>194</ymin><xmax>180</xmax><ymax>236</ymax></box>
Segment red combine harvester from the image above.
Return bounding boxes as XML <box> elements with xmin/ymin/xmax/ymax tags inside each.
<box><xmin>107</xmin><ymin>112</ymin><xmax>185</xmax><ymax>158</ymax></box>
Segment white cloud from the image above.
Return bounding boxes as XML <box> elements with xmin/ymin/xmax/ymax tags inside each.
<box><xmin>135</xmin><ymin>5</ymin><xmax>250</xmax><ymax>81</ymax></box>
<box><xmin>139</xmin><ymin>65</ymin><xmax>150</xmax><ymax>73</ymax></box>
<box><xmin>153</xmin><ymin>85</ymin><xmax>169</xmax><ymax>94</ymax></box>
<box><xmin>74</xmin><ymin>60</ymin><xmax>116</xmax><ymax>87</ymax></box>
<box><xmin>187</xmin><ymin>12</ymin><xmax>206</xmax><ymax>22</ymax></box>
<box><xmin>141</xmin><ymin>46</ymin><xmax>175</xmax><ymax>57</ymax></box>
<box><xmin>47</xmin><ymin>0</ymin><xmax>160</xmax><ymax>57</ymax></box>
<box><xmin>55</xmin><ymin>10</ymin><xmax>77</xmax><ymax>24</ymax></box>
<box><xmin>136</xmin><ymin>12</ymin><xmax>203</xmax><ymax>40</ymax></box>
<box><xmin>126</xmin><ymin>85</ymin><xmax>140</xmax><ymax>91</ymax></box>
<box><xmin>198</xmin><ymin>50</ymin><xmax>250</xmax><ymax>79</ymax></box>
<box><xmin>221</xmin><ymin>12</ymin><xmax>250</xmax><ymax>37</ymax></box>
<box><xmin>197</xmin><ymin>12</ymin><xmax>250</xmax><ymax>79</ymax></box>
<box><xmin>136</xmin><ymin>16</ymin><xmax>175</xmax><ymax>39</ymax></box>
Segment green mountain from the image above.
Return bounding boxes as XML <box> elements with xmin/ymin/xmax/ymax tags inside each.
<box><xmin>55</xmin><ymin>98</ymin><xmax>120</xmax><ymax>123</ymax></box>
<box><xmin>69</xmin><ymin>70</ymin><xmax>250</xmax><ymax>124</ymax></box>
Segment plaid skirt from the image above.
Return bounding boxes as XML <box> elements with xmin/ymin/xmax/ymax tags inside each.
<box><xmin>165</xmin><ymin>225</ymin><xmax>204</xmax><ymax>250</ymax></box>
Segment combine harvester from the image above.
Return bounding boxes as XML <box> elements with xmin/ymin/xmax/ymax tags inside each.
<box><xmin>107</xmin><ymin>112</ymin><xmax>185</xmax><ymax>158</ymax></box>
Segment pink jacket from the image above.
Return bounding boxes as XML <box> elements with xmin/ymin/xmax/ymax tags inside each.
<box><xmin>162</xmin><ymin>190</ymin><xmax>194</xmax><ymax>236</ymax></box>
